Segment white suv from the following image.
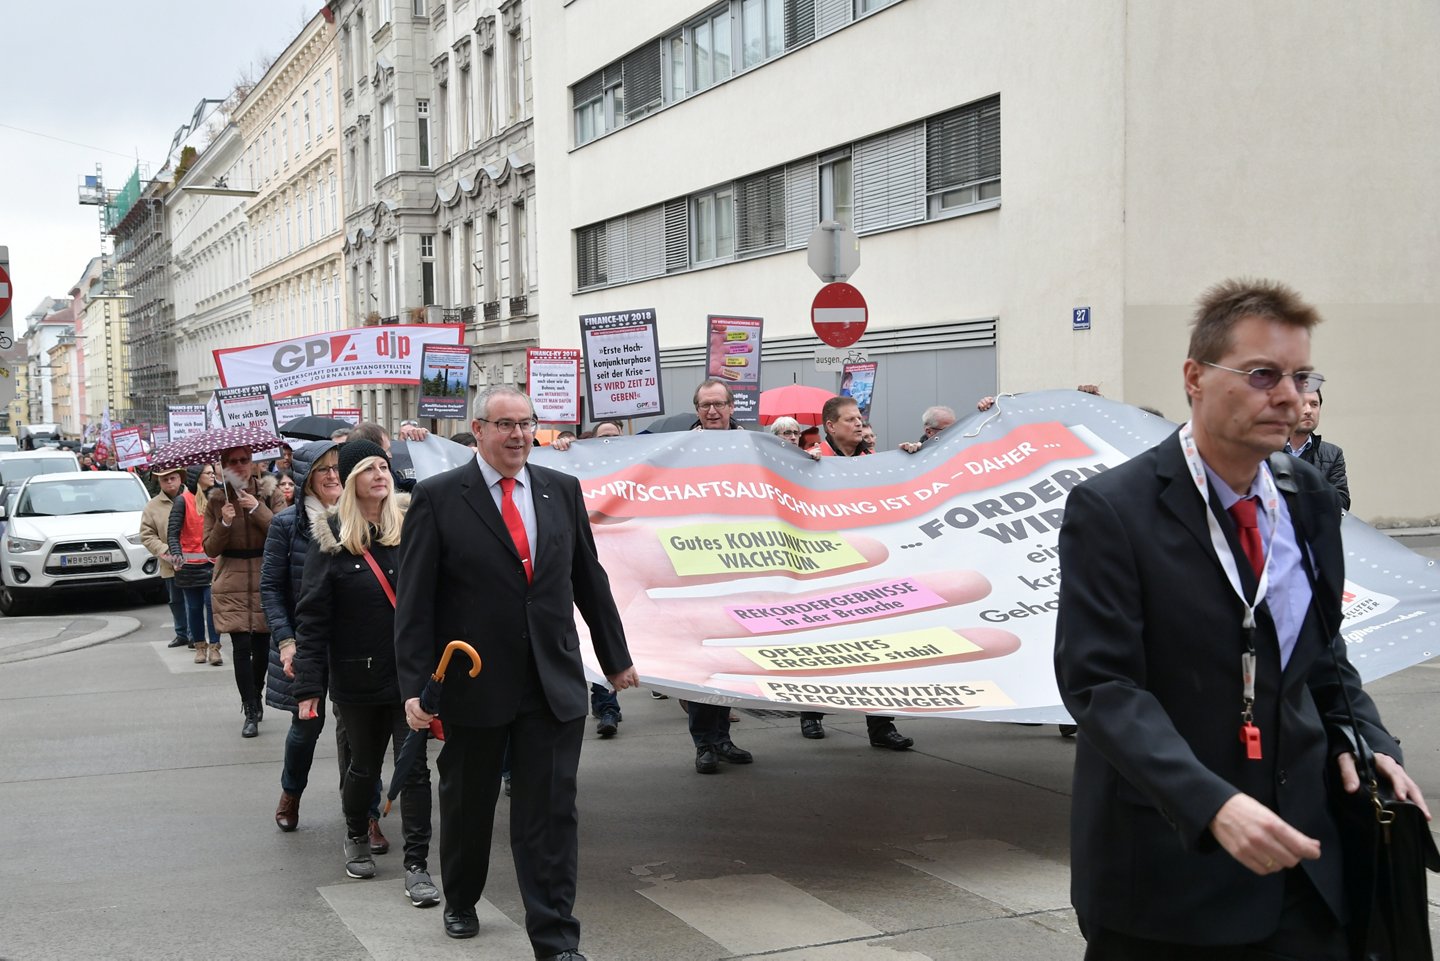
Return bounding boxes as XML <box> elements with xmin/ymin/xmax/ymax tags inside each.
<box><xmin>0</xmin><ymin>471</ymin><xmax>164</xmax><ymax>616</ymax></box>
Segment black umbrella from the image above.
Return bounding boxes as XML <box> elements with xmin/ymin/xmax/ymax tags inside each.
<box><xmin>384</xmin><ymin>640</ymin><xmax>482</xmax><ymax>816</ymax></box>
<box><xmin>280</xmin><ymin>414</ymin><xmax>356</xmax><ymax>441</ymax></box>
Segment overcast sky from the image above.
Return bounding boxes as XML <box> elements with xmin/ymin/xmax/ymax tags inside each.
<box><xmin>0</xmin><ymin>1</ymin><xmax>315</xmax><ymax>320</ymax></box>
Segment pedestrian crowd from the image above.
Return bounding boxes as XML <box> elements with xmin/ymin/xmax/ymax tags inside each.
<box><xmin>128</xmin><ymin>278</ymin><xmax>1391</xmax><ymax>960</ymax></box>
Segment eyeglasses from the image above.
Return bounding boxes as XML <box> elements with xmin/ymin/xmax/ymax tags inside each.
<box><xmin>478</xmin><ymin>417</ymin><xmax>539</xmax><ymax>433</ymax></box>
<box><xmin>696</xmin><ymin>401</ymin><xmax>732</xmax><ymax>411</ymax></box>
<box><xmin>312</xmin><ymin>465</ymin><xmax>340</xmax><ymax>476</ymax></box>
<box><xmin>1203</xmin><ymin>363</ymin><xmax>1325</xmax><ymax>392</ymax></box>
<box><xmin>778</xmin><ymin>430</ymin><xmax>801</xmax><ymax>437</ymax></box>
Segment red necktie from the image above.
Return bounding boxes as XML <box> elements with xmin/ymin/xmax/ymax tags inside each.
<box><xmin>498</xmin><ymin>477</ymin><xmax>532</xmax><ymax>583</ymax></box>
<box><xmin>1228</xmin><ymin>497</ymin><xmax>1265</xmax><ymax>579</ymax></box>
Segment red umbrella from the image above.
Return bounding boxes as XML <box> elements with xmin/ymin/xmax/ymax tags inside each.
<box><xmin>149</xmin><ymin>424</ymin><xmax>285</xmax><ymax>473</ymax></box>
<box><xmin>758</xmin><ymin>385</ymin><xmax>836</xmax><ymax>426</ymax></box>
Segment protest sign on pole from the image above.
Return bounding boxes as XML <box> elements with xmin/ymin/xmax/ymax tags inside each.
<box><xmin>330</xmin><ymin>407</ymin><xmax>361</xmax><ymax>425</ymax></box>
<box><xmin>527</xmin><ymin>348</ymin><xmax>582</xmax><ymax>424</ymax></box>
<box><xmin>705</xmin><ymin>315</ymin><xmax>763</xmax><ymax>423</ymax></box>
<box><xmin>525</xmin><ymin>391</ymin><xmax>1440</xmax><ymax>722</ymax></box>
<box><xmin>215</xmin><ymin>384</ymin><xmax>282</xmax><ymax>460</ymax></box>
<box><xmin>204</xmin><ymin>392</ymin><xmax>221</xmax><ymax>429</ymax></box>
<box><xmin>168</xmin><ymin>405</ymin><xmax>209</xmax><ymax>443</ymax></box>
<box><xmin>417</xmin><ymin>343</ymin><xmax>473</xmax><ymax>420</ymax></box>
<box><xmin>212</xmin><ymin>324</ymin><xmax>465</xmax><ymax>397</ymax></box>
<box><xmin>112</xmin><ymin>427</ymin><xmax>149</xmax><ymax>470</ymax></box>
<box><xmin>273</xmin><ymin>394</ymin><xmax>315</xmax><ymax>425</ymax></box>
<box><xmin>151</xmin><ymin>425</ymin><xmax>170</xmax><ymax>448</ymax></box>
<box><xmin>579</xmin><ymin>308</ymin><xmax>664</xmax><ymax>421</ymax></box>
<box><xmin>840</xmin><ymin>361</ymin><xmax>878</xmax><ymax>418</ymax></box>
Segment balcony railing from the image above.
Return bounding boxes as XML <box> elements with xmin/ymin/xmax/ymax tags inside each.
<box><xmin>483</xmin><ymin>301</ymin><xmax>500</xmax><ymax>321</ymax></box>
<box><xmin>508</xmin><ymin>295</ymin><xmax>528</xmax><ymax>317</ymax></box>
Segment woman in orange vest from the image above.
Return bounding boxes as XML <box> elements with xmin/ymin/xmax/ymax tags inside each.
<box><xmin>167</xmin><ymin>464</ymin><xmax>222</xmax><ymax>667</ymax></box>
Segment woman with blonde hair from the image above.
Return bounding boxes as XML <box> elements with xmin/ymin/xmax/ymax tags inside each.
<box><xmin>292</xmin><ymin>440</ymin><xmax>436</xmax><ymax>906</ymax></box>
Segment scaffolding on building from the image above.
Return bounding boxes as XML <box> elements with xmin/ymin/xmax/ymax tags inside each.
<box><xmin>107</xmin><ymin>165</ymin><xmax>176</xmax><ymax>425</ymax></box>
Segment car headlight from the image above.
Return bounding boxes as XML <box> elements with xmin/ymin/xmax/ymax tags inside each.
<box><xmin>125</xmin><ymin>533</ymin><xmax>145</xmax><ymax>546</ymax></box>
<box><xmin>7</xmin><ymin>536</ymin><xmax>44</xmax><ymax>554</ymax></box>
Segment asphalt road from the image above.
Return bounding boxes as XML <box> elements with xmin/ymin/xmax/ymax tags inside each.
<box><xmin>1</xmin><ymin>554</ymin><xmax>1437</xmax><ymax>961</ymax></box>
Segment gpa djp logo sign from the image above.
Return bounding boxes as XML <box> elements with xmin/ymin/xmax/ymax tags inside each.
<box><xmin>214</xmin><ymin>324</ymin><xmax>464</xmax><ymax>397</ymax></box>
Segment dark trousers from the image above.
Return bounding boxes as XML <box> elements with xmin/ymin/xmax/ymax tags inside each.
<box><xmin>438</xmin><ymin>670</ymin><xmax>584</xmax><ymax>957</ymax></box>
<box><xmin>229</xmin><ymin>631</ymin><xmax>270</xmax><ymax>706</ymax></box>
<box><xmin>687</xmin><ymin>702</ymin><xmax>732</xmax><ymax>747</ymax></box>
<box><xmin>280</xmin><ymin>704</ymin><xmax>381</xmax><ymax>816</ymax></box>
<box><xmin>589</xmin><ymin>683</ymin><xmax>619</xmax><ymax>718</ymax></box>
<box><xmin>799</xmin><ymin>712</ymin><xmax>900</xmax><ymax>737</ymax></box>
<box><xmin>164</xmin><ymin>578</ymin><xmax>187</xmax><ymax>638</ymax></box>
<box><xmin>178</xmin><ymin>585</ymin><xmax>219</xmax><ymax>646</ymax></box>
<box><xmin>332</xmin><ymin>701</ymin><xmax>431</xmax><ymax>869</ymax></box>
<box><xmin>1082</xmin><ymin>868</ymin><xmax>1348</xmax><ymax>960</ymax></box>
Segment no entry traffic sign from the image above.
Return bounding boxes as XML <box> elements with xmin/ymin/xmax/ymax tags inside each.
<box><xmin>811</xmin><ymin>282</ymin><xmax>867</xmax><ymax>348</ymax></box>
<box><xmin>0</xmin><ymin>259</ymin><xmax>12</xmax><ymax>322</ymax></box>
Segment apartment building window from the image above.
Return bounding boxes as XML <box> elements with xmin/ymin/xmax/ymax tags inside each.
<box><xmin>440</xmin><ymin>229</ymin><xmax>454</xmax><ymax>305</ymax></box>
<box><xmin>307</xmin><ymin>185</ymin><xmax>317</xmax><ymax>245</ymax></box>
<box><xmin>261</xmin><ymin>137</ymin><xmax>269</xmax><ymax>182</ymax></box>
<box><xmin>342</xmin><ymin>24</ymin><xmax>353</xmax><ymax>89</ymax></box>
<box><xmin>318</xmin><ymin>180</ymin><xmax>328</xmax><ymax>236</ymax></box>
<box><xmin>293</xmin><ymin>103</ymin><xmax>301</xmax><ymax>157</ymax></box>
<box><xmin>332</xmin><ymin>266</ymin><xmax>341</xmax><ymax>326</ymax></box>
<box><xmin>484</xmin><ymin>212</ymin><xmax>499</xmax><ymax>303</ymax></box>
<box><xmin>329</xmin><ymin>172</ymin><xmax>337</xmax><ymax>232</ymax></box>
<box><xmin>386</xmin><ymin>242</ymin><xmax>399</xmax><ymax>314</ymax></box>
<box><xmin>785</xmin><ymin>0</ymin><xmax>816</xmax><ymax>47</ymax></box>
<box><xmin>420</xmin><ymin>234</ymin><xmax>436</xmax><ymax>306</ymax></box>
<box><xmin>413</xmin><ymin>0</ymin><xmax>427</xmax><ymax>15</ymax></box>
<box><xmin>926</xmin><ymin>95</ymin><xmax>1001</xmax><ymax>215</ymax></box>
<box><xmin>510</xmin><ymin>201</ymin><xmax>527</xmax><ymax>295</ymax></box>
<box><xmin>482</xmin><ymin>47</ymin><xmax>498</xmax><ymax>140</ymax></box>
<box><xmin>819</xmin><ymin>151</ymin><xmax>853</xmax><ymax>227</ymax></box>
<box><xmin>282</xmin><ymin>114</ymin><xmax>290</xmax><ymax>165</ymax></box>
<box><xmin>321</xmin><ymin>276</ymin><xmax>331</xmax><ymax>325</ymax></box>
<box><xmin>573</xmin><ymin>74</ymin><xmax>604</xmax><ymax>145</ymax></box>
<box><xmin>435</xmin><ymin>80</ymin><xmax>449</xmax><ymax>161</ymax></box>
<box><xmin>271</xmin><ymin>124</ymin><xmax>279</xmax><ymax>175</ymax></box>
<box><xmin>462</xmin><ymin>221</ymin><xmax>476</xmax><ymax>305</ymax></box>
<box><xmin>303</xmin><ymin>91</ymin><xmax>312</xmax><ymax>145</ymax></box>
<box><xmin>735</xmin><ymin>167</ymin><xmax>785</xmax><ymax>255</ymax></box>
<box><xmin>691</xmin><ymin>185</ymin><xmax>735</xmax><ymax>263</ymax></box>
<box><xmin>688</xmin><ymin>7</ymin><xmax>731</xmax><ymax>93</ymax></box>
<box><xmin>741</xmin><ymin>0</ymin><xmax>784</xmax><ymax>68</ymax></box>
<box><xmin>458</xmin><ymin>62</ymin><xmax>472</xmax><ymax>148</ymax></box>
<box><xmin>362</xmin><ymin>135</ymin><xmax>372</xmax><ymax>202</ymax></box>
<box><xmin>284</xmin><ymin>199</ymin><xmax>292</xmax><ymax>257</ymax></box>
<box><xmin>347</xmin><ymin>146</ymin><xmax>359</xmax><ymax>206</ymax></box>
<box><xmin>576</xmin><ymin>223</ymin><xmax>606</xmax><ymax>289</ymax></box>
<box><xmin>417</xmin><ymin>99</ymin><xmax>431</xmax><ymax>168</ymax></box>
<box><xmin>354</xmin><ymin>10</ymin><xmax>367</xmax><ymax>86</ymax></box>
<box><xmin>380</xmin><ymin>0</ymin><xmax>393</xmax><ymax>24</ymax></box>
<box><xmin>855</xmin><ymin>0</ymin><xmax>896</xmax><ymax>12</ymax></box>
<box><xmin>324</xmin><ymin>69</ymin><xmax>334</xmax><ymax>129</ymax></box>
<box><xmin>507</xmin><ymin>26</ymin><xmax>524</xmax><ymax>124</ymax></box>
<box><xmin>381</xmin><ymin>99</ymin><xmax>397</xmax><ymax>176</ymax></box>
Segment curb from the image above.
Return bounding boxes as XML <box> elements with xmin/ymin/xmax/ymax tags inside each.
<box><xmin>0</xmin><ymin>615</ymin><xmax>142</xmax><ymax>665</ymax></box>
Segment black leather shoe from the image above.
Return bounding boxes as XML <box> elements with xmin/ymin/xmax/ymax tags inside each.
<box><xmin>596</xmin><ymin>711</ymin><xmax>619</xmax><ymax>738</ymax></box>
<box><xmin>869</xmin><ymin>729</ymin><xmax>914</xmax><ymax>751</ymax></box>
<box><xmin>537</xmin><ymin>952</ymin><xmax>588</xmax><ymax>961</ymax></box>
<box><xmin>1058</xmin><ymin>724</ymin><xmax>1078</xmax><ymax>738</ymax></box>
<box><xmin>714</xmin><ymin>741</ymin><xmax>753</xmax><ymax>764</ymax></box>
<box><xmin>167</xmin><ymin>634</ymin><xmax>188</xmax><ymax>648</ymax></box>
<box><xmin>695</xmin><ymin>746</ymin><xmax>718</xmax><ymax>774</ymax></box>
<box><xmin>443</xmin><ymin>906</ymin><xmax>479</xmax><ymax>939</ymax></box>
<box><xmin>800</xmin><ymin>718</ymin><xmax>825</xmax><ymax>739</ymax></box>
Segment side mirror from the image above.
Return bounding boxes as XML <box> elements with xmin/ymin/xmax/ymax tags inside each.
<box><xmin>0</xmin><ymin>503</ymin><xmax>8</xmax><ymax>520</ymax></box>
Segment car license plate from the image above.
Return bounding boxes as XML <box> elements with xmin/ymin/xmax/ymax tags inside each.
<box><xmin>60</xmin><ymin>553</ymin><xmax>113</xmax><ymax>568</ymax></box>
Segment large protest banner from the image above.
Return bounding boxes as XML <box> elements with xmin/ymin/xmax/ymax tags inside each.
<box><xmin>167</xmin><ymin>405</ymin><xmax>208</xmax><ymax>443</ymax></box>
<box><xmin>706</xmin><ymin>315</ymin><xmax>763</xmax><ymax>423</ymax></box>
<box><xmin>532</xmin><ymin>391</ymin><xmax>1440</xmax><ymax>723</ymax></box>
<box><xmin>580</xmin><ymin>308</ymin><xmax>664</xmax><ymax>420</ymax></box>
<box><xmin>213</xmin><ymin>324</ymin><xmax>465</xmax><ymax>397</ymax></box>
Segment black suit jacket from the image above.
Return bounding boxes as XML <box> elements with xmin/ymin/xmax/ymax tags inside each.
<box><xmin>395</xmin><ymin>458</ymin><xmax>632</xmax><ymax>726</ymax></box>
<box><xmin>1054</xmin><ymin>431</ymin><xmax>1398</xmax><ymax>945</ymax></box>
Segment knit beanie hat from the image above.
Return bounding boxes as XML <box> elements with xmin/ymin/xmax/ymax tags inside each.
<box><xmin>338</xmin><ymin>439</ymin><xmax>390</xmax><ymax>487</ymax></box>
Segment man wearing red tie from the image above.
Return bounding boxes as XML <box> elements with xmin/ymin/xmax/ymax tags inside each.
<box><xmin>1054</xmin><ymin>279</ymin><xmax>1428</xmax><ymax>959</ymax></box>
<box><xmin>397</xmin><ymin>385</ymin><xmax>637</xmax><ymax>960</ymax></box>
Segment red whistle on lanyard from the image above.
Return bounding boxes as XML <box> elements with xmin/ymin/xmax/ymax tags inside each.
<box><xmin>1240</xmin><ymin>722</ymin><xmax>1262</xmax><ymax>760</ymax></box>
<box><xmin>429</xmin><ymin>717</ymin><xmax>446</xmax><ymax>741</ymax></box>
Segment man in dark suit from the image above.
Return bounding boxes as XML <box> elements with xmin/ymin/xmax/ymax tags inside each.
<box><xmin>1054</xmin><ymin>279</ymin><xmax>1428</xmax><ymax>959</ymax></box>
<box><xmin>397</xmin><ymin>385</ymin><xmax>637</xmax><ymax>961</ymax></box>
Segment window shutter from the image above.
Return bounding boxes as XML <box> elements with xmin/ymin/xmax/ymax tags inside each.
<box><xmin>572</xmin><ymin>70</ymin><xmax>602</xmax><ymax>106</ymax></box>
<box><xmin>784</xmin><ymin>0</ymin><xmax>815</xmax><ymax>48</ymax></box>
<box><xmin>605</xmin><ymin>216</ymin><xmax>630</xmax><ymax>283</ymax></box>
<box><xmin>926</xmin><ymin>95</ymin><xmax>1001</xmax><ymax>191</ymax></box>
<box><xmin>664</xmin><ymin>198</ymin><xmax>689</xmax><ymax>273</ymax></box>
<box><xmin>622</xmin><ymin>43</ymin><xmax>663</xmax><ymax>121</ymax></box>
<box><xmin>852</xmin><ymin>122</ymin><xmax>925</xmax><ymax>233</ymax></box>
<box><xmin>784</xmin><ymin>158</ymin><xmax>818</xmax><ymax>248</ymax></box>
<box><xmin>576</xmin><ymin>223</ymin><xmax>607</xmax><ymax>288</ymax></box>
<box><xmin>814</xmin><ymin>0</ymin><xmax>849</xmax><ymax>37</ymax></box>
<box><xmin>735</xmin><ymin>167</ymin><xmax>786</xmax><ymax>255</ymax></box>
<box><xmin>626</xmin><ymin>205</ymin><xmax>665</xmax><ymax>280</ymax></box>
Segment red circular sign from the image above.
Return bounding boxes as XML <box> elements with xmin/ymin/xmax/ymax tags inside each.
<box><xmin>0</xmin><ymin>263</ymin><xmax>11</xmax><ymax>319</ymax></box>
<box><xmin>811</xmin><ymin>282</ymin><xmax>867</xmax><ymax>348</ymax></box>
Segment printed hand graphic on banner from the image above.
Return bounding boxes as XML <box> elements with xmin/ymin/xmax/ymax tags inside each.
<box><xmin>590</xmin><ymin>522</ymin><xmax>1020</xmax><ymax>701</ymax></box>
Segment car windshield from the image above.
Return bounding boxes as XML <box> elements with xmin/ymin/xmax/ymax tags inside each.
<box><xmin>16</xmin><ymin>479</ymin><xmax>148</xmax><ymax>517</ymax></box>
<box><xmin>0</xmin><ymin>457</ymin><xmax>78</xmax><ymax>485</ymax></box>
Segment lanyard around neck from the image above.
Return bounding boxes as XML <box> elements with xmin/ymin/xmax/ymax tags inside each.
<box><xmin>1176</xmin><ymin>423</ymin><xmax>1279</xmax><ymax>630</ymax></box>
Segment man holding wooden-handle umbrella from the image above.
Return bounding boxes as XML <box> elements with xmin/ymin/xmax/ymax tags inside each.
<box><xmin>397</xmin><ymin>385</ymin><xmax>637</xmax><ymax>960</ymax></box>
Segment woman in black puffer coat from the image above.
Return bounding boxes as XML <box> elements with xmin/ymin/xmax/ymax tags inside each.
<box><xmin>292</xmin><ymin>441</ymin><xmax>433</xmax><ymax>898</ymax></box>
<box><xmin>260</xmin><ymin>440</ymin><xmax>386</xmax><ymax>841</ymax></box>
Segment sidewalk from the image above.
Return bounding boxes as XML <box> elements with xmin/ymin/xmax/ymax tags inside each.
<box><xmin>0</xmin><ymin>614</ymin><xmax>139</xmax><ymax>665</ymax></box>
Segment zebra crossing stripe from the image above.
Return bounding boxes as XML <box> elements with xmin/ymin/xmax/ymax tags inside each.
<box><xmin>897</xmin><ymin>838</ymin><xmax>1071</xmax><ymax>915</ymax></box>
<box><xmin>319</xmin><ymin>880</ymin><xmax>530</xmax><ymax>961</ymax></box>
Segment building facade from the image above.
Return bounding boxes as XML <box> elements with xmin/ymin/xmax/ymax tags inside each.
<box><xmin>333</xmin><ymin>0</ymin><xmax>536</xmax><ymax>429</ymax></box>
<box><xmin>235</xmin><ymin>10</ymin><xmax>350</xmax><ymax>417</ymax></box>
<box><xmin>107</xmin><ymin>167</ymin><xmax>175</xmax><ymax>425</ymax></box>
<box><xmin>20</xmin><ymin>296</ymin><xmax>73</xmax><ymax>427</ymax></box>
<box><xmin>532</xmin><ymin>0</ymin><xmax>1440</xmax><ymax>522</ymax></box>
<box><xmin>79</xmin><ymin>260</ymin><xmax>130</xmax><ymax>429</ymax></box>
<box><xmin>169</xmin><ymin>125</ymin><xmax>252</xmax><ymax>404</ymax></box>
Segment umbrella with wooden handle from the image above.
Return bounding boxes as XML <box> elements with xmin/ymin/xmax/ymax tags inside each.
<box><xmin>383</xmin><ymin>640</ymin><xmax>482</xmax><ymax>816</ymax></box>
